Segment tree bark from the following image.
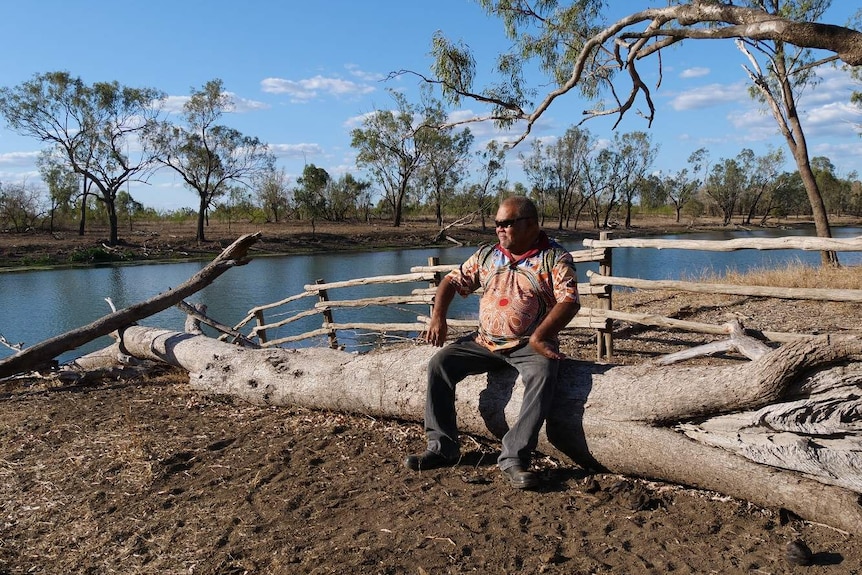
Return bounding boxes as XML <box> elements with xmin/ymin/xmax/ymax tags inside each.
<box><xmin>117</xmin><ymin>326</ymin><xmax>862</xmax><ymax>534</ymax></box>
<box><xmin>0</xmin><ymin>233</ymin><xmax>260</xmax><ymax>379</ymax></box>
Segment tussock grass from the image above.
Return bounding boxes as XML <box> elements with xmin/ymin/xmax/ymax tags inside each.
<box><xmin>685</xmin><ymin>260</ymin><xmax>862</xmax><ymax>289</ymax></box>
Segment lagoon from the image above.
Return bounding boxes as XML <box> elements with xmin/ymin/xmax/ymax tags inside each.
<box><xmin>1</xmin><ymin>227</ymin><xmax>859</xmax><ymax>363</ymax></box>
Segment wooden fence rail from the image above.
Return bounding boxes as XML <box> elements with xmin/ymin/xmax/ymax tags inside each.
<box><xmin>236</xmin><ymin>234</ymin><xmax>862</xmax><ymax>360</ymax></box>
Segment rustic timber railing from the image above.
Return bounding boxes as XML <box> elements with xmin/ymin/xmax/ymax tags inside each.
<box><xmin>232</xmin><ymin>233</ymin><xmax>862</xmax><ymax>361</ymax></box>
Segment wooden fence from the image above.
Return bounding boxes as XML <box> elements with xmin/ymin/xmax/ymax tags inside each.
<box><xmin>231</xmin><ymin>233</ymin><xmax>862</xmax><ymax>361</ymax></box>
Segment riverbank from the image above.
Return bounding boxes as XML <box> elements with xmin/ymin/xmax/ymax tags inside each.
<box><xmin>3</xmin><ymin>286</ymin><xmax>861</xmax><ymax>573</ymax></box>
<box><xmin>2</xmin><ymin>214</ymin><xmax>861</xmax><ymax>573</ymax></box>
<box><xmin>3</xmin><ymin>214</ymin><xmax>855</xmax><ymax>270</ymax></box>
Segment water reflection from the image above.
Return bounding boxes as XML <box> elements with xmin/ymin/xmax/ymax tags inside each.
<box><xmin>1</xmin><ymin>227</ymin><xmax>859</xmax><ymax>363</ymax></box>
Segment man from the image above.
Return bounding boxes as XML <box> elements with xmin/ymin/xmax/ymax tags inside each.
<box><xmin>405</xmin><ymin>196</ymin><xmax>580</xmax><ymax>489</ymax></box>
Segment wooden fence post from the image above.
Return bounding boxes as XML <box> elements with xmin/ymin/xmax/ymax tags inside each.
<box><xmin>428</xmin><ymin>256</ymin><xmax>440</xmax><ymax>317</ymax></box>
<box><xmin>316</xmin><ymin>278</ymin><xmax>339</xmax><ymax>349</ymax></box>
<box><xmin>597</xmin><ymin>231</ymin><xmax>613</xmax><ymax>360</ymax></box>
<box><xmin>253</xmin><ymin>310</ymin><xmax>268</xmax><ymax>344</ymax></box>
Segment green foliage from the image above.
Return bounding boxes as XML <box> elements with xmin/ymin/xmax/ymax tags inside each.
<box><xmin>0</xmin><ymin>71</ymin><xmax>166</xmax><ymax>244</ymax></box>
<box><xmin>146</xmin><ymin>78</ymin><xmax>275</xmax><ymax>242</ymax></box>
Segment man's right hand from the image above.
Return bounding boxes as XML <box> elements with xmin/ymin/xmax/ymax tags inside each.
<box><xmin>425</xmin><ymin>277</ymin><xmax>457</xmax><ymax>347</ymax></box>
<box><xmin>425</xmin><ymin>316</ymin><xmax>448</xmax><ymax>347</ymax></box>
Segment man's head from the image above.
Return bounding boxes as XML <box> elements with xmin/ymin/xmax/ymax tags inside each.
<box><xmin>495</xmin><ymin>196</ymin><xmax>540</xmax><ymax>253</ymax></box>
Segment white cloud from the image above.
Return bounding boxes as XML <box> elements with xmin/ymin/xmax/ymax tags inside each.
<box><xmin>0</xmin><ymin>169</ymin><xmax>41</xmax><ymax>186</ymax></box>
<box><xmin>798</xmin><ymin>66</ymin><xmax>858</xmax><ymax>106</ymax></box>
<box><xmin>160</xmin><ymin>95</ymin><xmax>188</xmax><ymax>114</ymax></box>
<box><xmin>0</xmin><ymin>151</ymin><xmax>40</xmax><ymax>167</ymax></box>
<box><xmin>227</xmin><ymin>92</ymin><xmax>270</xmax><ymax>113</ymax></box>
<box><xmin>727</xmin><ymin>108</ymin><xmax>776</xmax><ymax>140</ymax></box>
<box><xmin>345</xmin><ymin>64</ymin><xmax>385</xmax><ymax>82</ymax></box>
<box><xmin>808</xmin><ymin>140</ymin><xmax>862</xmax><ymax>176</ymax></box>
<box><xmin>803</xmin><ymin>102</ymin><xmax>862</xmax><ymax>137</ymax></box>
<box><xmin>159</xmin><ymin>92</ymin><xmax>268</xmax><ymax>115</ymax></box>
<box><xmin>343</xmin><ymin>111</ymin><xmax>378</xmax><ymax>130</ymax></box>
<box><xmin>668</xmin><ymin>82</ymin><xmax>749</xmax><ymax>111</ymax></box>
<box><xmin>260</xmin><ymin>75</ymin><xmax>376</xmax><ymax>102</ymax></box>
<box><xmin>680</xmin><ymin>67</ymin><xmax>710</xmax><ymax>79</ymax></box>
<box><xmin>268</xmin><ymin>142</ymin><xmax>325</xmax><ymax>160</ymax></box>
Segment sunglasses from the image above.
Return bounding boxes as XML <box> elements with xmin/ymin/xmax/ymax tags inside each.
<box><xmin>494</xmin><ymin>217</ymin><xmax>531</xmax><ymax>229</ymax></box>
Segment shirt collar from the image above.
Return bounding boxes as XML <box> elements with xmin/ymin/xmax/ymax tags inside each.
<box><xmin>496</xmin><ymin>231</ymin><xmax>550</xmax><ymax>267</ymax></box>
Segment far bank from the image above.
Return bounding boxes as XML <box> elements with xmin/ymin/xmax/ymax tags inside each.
<box><xmin>1</xmin><ymin>214</ymin><xmax>859</xmax><ymax>271</ymax></box>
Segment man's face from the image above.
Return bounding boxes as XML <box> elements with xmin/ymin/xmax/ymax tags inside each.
<box><xmin>494</xmin><ymin>204</ymin><xmax>538</xmax><ymax>253</ymax></box>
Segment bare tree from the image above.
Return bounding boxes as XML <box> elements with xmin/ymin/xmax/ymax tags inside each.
<box><xmin>148</xmin><ymin>79</ymin><xmax>274</xmax><ymax>242</ymax></box>
<box><xmin>255</xmin><ymin>166</ymin><xmax>292</xmax><ymax>223</ymax></box>
<box><xmin>426</xmin><ymin>1</ymin><xmax>862</xmax><ymax>264</ymax></box>
<box><xmin>418</xmin><ymin>98</ymin><xmax>474</xmax><ymax>227</ymax></box>
<box><xmin>742</xmin><ymin>148</ymin><xmax>785</xmax><ymax>225</ymax></box>
<box><xmin>469</xmin><ymin>140</ymin><xmax>507</xmax><ymax>230</ymax></box>
<box><xmin>0</xmin><ymin>181</ymin><xmax>44</xmax><ymax>232</ymax></box>
<box><xmin>351</xmin><ymin>90</ymin><xmax>432</xmax><ymax>227</ymax></box>
<box><xmin>0</xmin><ymin>71</ymin><xmax>165</xmax><ymax>244</ymax></box>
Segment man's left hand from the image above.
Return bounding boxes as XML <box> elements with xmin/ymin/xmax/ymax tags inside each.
<box><xmin>529</xmin><ymin>336</ymin><xmax>565</xmax><ymax>360</ymax></box>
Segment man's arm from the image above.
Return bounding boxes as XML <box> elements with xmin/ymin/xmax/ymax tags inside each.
<box><xmin>529</xmin><ymin>300</ymin><xmax>581</xmax><ymax>359</ymax></box>
<box><xmin>425</xmin><ymin>276</ymin><xmax>458</xmax><ymax>347</ymax></box>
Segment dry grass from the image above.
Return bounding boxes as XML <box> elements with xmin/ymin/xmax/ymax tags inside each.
<box><xmin>684</xmin><ymin>261</ymin><xmax>862</xmax><ymax>289</ymax></box>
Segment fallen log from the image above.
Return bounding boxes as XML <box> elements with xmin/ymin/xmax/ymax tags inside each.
<box><xmin>117</xmin><ymin>325</ymin><xmax>862</xmax><ymax>534</ymax></box>
<box><xmin>0</xmin><ymin>233</ymin><xmax>260</xmax><ymax>379</ymax></box>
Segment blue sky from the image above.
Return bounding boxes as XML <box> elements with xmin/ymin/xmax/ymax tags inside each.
<box><xmin>0</xmin><ymin>0</ymin><xmax>860</xmax><ymax>211</ymax></box>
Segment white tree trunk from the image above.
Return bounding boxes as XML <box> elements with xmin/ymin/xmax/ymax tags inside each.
<box><xmin>118</xmin><ymin>325</ymin><xmax>862</xmax><ymax>534</ymax></box>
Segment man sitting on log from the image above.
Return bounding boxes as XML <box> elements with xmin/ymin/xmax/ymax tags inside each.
<box><xmin>405</xmin><ymin>196</ymin><xmax>581</xmax><ymax>489</ymax></box>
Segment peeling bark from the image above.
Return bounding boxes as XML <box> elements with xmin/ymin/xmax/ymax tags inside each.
<box><xmin>117</xmin><ymin>325</ymin><xmax>862</xmax><ymax>534</ymax></box>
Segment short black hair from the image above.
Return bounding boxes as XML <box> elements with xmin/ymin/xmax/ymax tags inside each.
<box><xmin>502</xmin><ymin>196</ymin><xmax>538</xmax><ymax>220</ymax></box>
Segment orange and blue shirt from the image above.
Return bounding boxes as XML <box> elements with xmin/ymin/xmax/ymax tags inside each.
<box><xmin>446</xmin><ymin>233</ymin><xmax>580</xmax><ymax>351</ymax></box>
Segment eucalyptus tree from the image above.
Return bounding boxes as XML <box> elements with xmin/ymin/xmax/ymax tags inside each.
<box><xmin>520</xmin><ymin>139</ymin><xmax>554</xmax><ymax>226</ymax></box>
<box><xmin>521</xmin><ymin>126</ymin><xmax>593</xmax><ymax>230</ymax></box>
<box><xmin>294</xmin><ymin>164</ymin><xmax>330</xmax><ymax>235</ymax></box>
<box><xmin>811</xmin><ymin>156</ymin><xmax>851</xmax><ymax>216</ymax></box>
<box><xmin>579</xmin><ymin>147</ymin><xmax>615</xmax><ymax>229</ymax></box>
<box><xmin>417</xmin><ymin>97</ymin><xmax>474</xmax><ymax>227</ymax></box>
<box><xmin>147</xmin><ymin>79</ymin><xmax>274</xmax><ymax>242</ymax></box>
<box><xmin>37</xmin><ymin>150</ymin><xmax>79</xmax><ymax>232</ymax></box>
<box><xmin>593</xmin><ymin>148</ymin><xmax>625</xmax><ymax>228</ymax></box>
<box><xmin>770</xmin><ymin>170</ymin><xmax>809</xmax><ymax>219</ymax></box>
<box><xmin>636</xmin><ymin>174</ymin><xmax>666</xmax><ymax>210</ymax></box>
<box><xmin>255</xmin><ymin>166</ymin><xmax>292</xmax><ymax>223</ymax></box>
<box><xmin>325</xmin><ymin>173</ymin><xmax>371</xmax><ymax>221</ymax></box>
<box><xmin>428</xmin><ymin>1</ymin><xmax>862</xmax><ymax>264</ymax></box>
<box><xmin>470</xmin><ymin>139</ymin><xmax>507</xmax><ymax>229</ymax></box>
<box><xmin>351</xmin><ymin>90</ymin><xmax>431</xmax><ymax>227</ymax></box>
<box><xmin>614</xmin><ymin>131</ymin><xmax>657</xmax><ymax>229</ymax></box>
<box><xmin>741</xmin><ymin>148</ymin><xmax>784</xmax><ymax>225</ymax></box>
<box><xmin>0</xmin><ymin>71</ymin><xmax>165</xmax><ymax>244</ymax></box>
<box><xmin>705</xmin><ymin>152</ymin><xmax>751</xmax><ymax>225</ymax></box>
<box><xmin>661</xmin><ymin>168</ymin><xmax>700</xmax><ymax>223</ymax></box>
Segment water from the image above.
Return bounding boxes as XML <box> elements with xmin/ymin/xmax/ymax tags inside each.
<box><xmin>1</xmin><ymin>227</ymin><xmax>860</xmax><ymax>363</ymax></box>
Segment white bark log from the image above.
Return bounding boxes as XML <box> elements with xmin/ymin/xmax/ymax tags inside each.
<box><xmin>0</xmin><ymin>232</ymin><xmax>261</xmax><ymax>379</ymax></box>
<box><xmin>118</xmin><ymin>325</ymin><xmax>862</xmax><ymax>534</ymax></box>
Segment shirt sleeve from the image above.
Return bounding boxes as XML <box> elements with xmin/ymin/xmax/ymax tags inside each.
<box><xmin>445</xmin><ymin>251</ymin><xmax>482</xmax><ymax>296</ymax></box>
<box><xmin>552</xmin><ymin>252</ymin><xmax>580</xmax><ymax>304</ymax></box>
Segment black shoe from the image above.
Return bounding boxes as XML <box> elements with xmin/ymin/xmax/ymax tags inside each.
<box><xmin>404</xmin><ymin>450</ymin><xmax>456</xmax><ymax>471</ymax></box>
<box><xmin>502</xmin><ymin>465</ymin><xmax>540</xmax><ymax>489</ymax></box>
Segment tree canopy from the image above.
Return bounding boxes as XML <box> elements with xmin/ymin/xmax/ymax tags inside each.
<box><xmin>147</xmin><ymin>79</ymin><xmax>274</xmax><ymax>242</ymax></box>
<box><xmin>0</xmin><ymin>71</ymin><xmax>165</xmax><ymax>244</ymax></box>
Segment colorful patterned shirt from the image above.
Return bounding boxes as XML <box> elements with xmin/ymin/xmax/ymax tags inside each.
<box><xmin>445</xmin><ymin>233</ymin><xmax>580</xmax><ymax>351</ymax></box>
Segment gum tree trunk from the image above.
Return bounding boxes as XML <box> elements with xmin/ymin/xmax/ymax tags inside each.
<box><xmin>117</xmin><ymin>326</ymin><xmax>862</xmax><ymax>534</ymax></box>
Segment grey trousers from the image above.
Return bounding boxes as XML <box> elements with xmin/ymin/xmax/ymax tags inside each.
<box><xmin>424</xmin><ymin>338</ymin><xmax>558</xmax><ymax>471</ymax></box>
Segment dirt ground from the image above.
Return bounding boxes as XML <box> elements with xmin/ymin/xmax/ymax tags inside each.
<box><xmin>0</xmin><ymin>217</ymin><xmax>860</xmax><ymax>574</ymax></box>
